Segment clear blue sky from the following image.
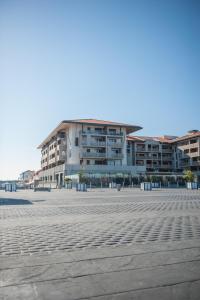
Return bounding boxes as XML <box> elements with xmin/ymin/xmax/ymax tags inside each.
<box><xmin>0</xmin><ymin>0</ymin><xmax>199</xmax><ymax>179</ymax></box>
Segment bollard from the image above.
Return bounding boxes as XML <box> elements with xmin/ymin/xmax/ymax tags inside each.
<box><xmin>140</xmin><ymin>182</ymin><xmax>152</xmax><ymax>191</ymax></box>
<box><xmin>187</xmin><ymin>182</ymin><xmax>198</xmax><ymax>190</ymax></box>
<box><xmin>117</xmin><ymin>184</ymin><xmax>121</xmax><ymax>191</ymax></box>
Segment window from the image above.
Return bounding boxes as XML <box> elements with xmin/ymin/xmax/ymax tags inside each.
<box><xmin>190</xmin><ymin>148</ymin><xmax>198</xmax><ymax>153</ymax></box>
<box><xmin>95</xmin><ymin>127</ymin><xmax>103</xmax><ymax>132</ymax></box>
<box><xmin>112</xmin><ymin>148</ymin><xmax>121</xmax><ymax>154</ymax></box>
<box><xmin>109</xmin><ymin>128</ymin><xmax>116</xmax><ymax>134</ymax></box>
<box><xmin>190</xmin><ymin>139</ymin><xmax>197</xmax><ymax>144</ymax></box>
<box><xmin>75</xmin><ymin>137</ymin><xmax>79</xmax><ymax>146</ymax></box>
<box><xmin>109</xmin><ymin>138</ymin><xmax>117</xmax><ymax>143</ymax></box>
<box><xmin>97</xmin><ymin>148</ymin><xmax>105</xmax><ymax>153</ymax></box>
<box><xmin>87</xmin><ymin>160</ymin><xmax>90</xmax><ymax>165</ymax></box>
<box><xmin>95</xmin><ymin>160</ymin><xmax>104</xmax><ymax>165</ymax></box>
<box><xmin>136</xmin><ymin>160</ymin><xmax>144</xmax><ymax>166</ymax></box>
<box><xmin>87</xmin><ymin>149</ymin><xmax>90</xmax><ymax>152</ymax></box>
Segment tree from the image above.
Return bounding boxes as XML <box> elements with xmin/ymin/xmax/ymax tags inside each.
<box><xmin>183</xmin><ymin>170</ymin><xmax>195</xmax><ymax>182</ymax></box>
<box><xmin>64</xmin><ymin>177</ymin><xmax>72</xmax><ymax>183</ymax></box>
<box><xmin>78</xmin><ymin>170</ymin><xmax>85</xmax><ymax>183</ymax></box>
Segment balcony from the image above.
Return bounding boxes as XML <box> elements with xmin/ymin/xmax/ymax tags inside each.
<box><xmin>162</xmin><ymin>148</ymin><xmax>173</xmax><ymax>153</ymax></box>
<box><xmin>161</xmin><ymin>164</ymin><xmax>172</xmax><ymax>168</ymax></box>
<box><xmin>162</xmin><ymin>157</ymin><xmax>172</xmax><ymax>161</ymax></box>
<box><xmin>188</xmin><ymin>152</ymin><xmax>199</xmax><ymax>158</ymax></box>
<box><xmin>81</xmin><ymin>152</ymin><xmax>106</xmax><ymax>158</ymax></box>
<box><xmin>108</xmin><ymin>142</ymin><xmax>123</xmax><ymax>147</ymax></box>
<box><xmin>107</xmin><ymin>153</ymin><xmax>123</xmax><ymax>159</ymax></box>
<box><xmin>136</xmin><ymin>147</ymin><xmax>146</xmax><ymax>152</ymax></box>
<box><xmin>41</xmin><ymin>161</ymin><xmax>48</xmax><ymax>168</ymax></box>
<box><xmin>82</xmin><ymin>141</ymin><xmax>106</xmax><ymax>147</ymax></box>
<box><xmin>57</xmin><ymin>154</ymin><xmax>66</xmax><ymax>161</ymax></box>
<box><xmin>150</xmin><ymin>148</ymin><xmax>160</xmax><ymax>152</ymax></box>
<box><xmin>48</xmin><ymin>158</ymin><xmax>56</xmax><ymax>165</ymax></box>
<box><xmin>180</xmin><ymin>161</ymin><xmax>200</xmax><ymax>167</ymax></box>
<box><xmin>81</xmin><ymin>130</ymin><xmax>123</xmax><ymax>136</ymax></box>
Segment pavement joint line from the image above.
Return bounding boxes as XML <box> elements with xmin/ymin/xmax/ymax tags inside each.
<box><xmin>1</xmin><ymin>258</ymin><xmax>200</xmax><ymax>288</ymax></box>
<box><xmin>1</xmin><ymin>244</ymin><xmax>200</xmax><ymax>270</ymax></box>
<box><xmin>73</xmin><ymin>279</ymin><xmax>200</xmax><ymax>300</ymax></box>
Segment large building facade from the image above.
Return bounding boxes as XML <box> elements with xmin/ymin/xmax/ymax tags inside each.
<box><xmin>38</xmin><ymin>120</ymin><xmax>200</xmax><ymax>186</ymax></box>
<box><xmin>19</xmin><ymin>170</ymin><xmax>35</xmax><ymax>183</ymax></box>
<box><xmin>127</xmin><ymin>135</ymin><xmax>176</xmax><ymax>175</ymax></box>
<box><xmin>38</xmin><ymin>119</ymin><xmax>145</xmax><ymax>186</ymax></box>
<box><xmin>172</xmin><ymin>130</ymin><xmax>200</xmax><ymax>175</ymax></box>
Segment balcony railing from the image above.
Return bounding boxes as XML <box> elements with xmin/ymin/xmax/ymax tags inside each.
<box><xmin>81</xmin><ymin>152</ymin><xmax>123</xmax><ymax>159</ymax></box>
<box><xmin>82</xmin><ymin>141</ymin><xmax>106</xmax><ymax>147</ymax></box>
<box><xmin>107</xmin><ymin>142</ymin><xmax>123</xmax><ymax>147</ymax></box>
<box><xmin>81</xmin><ymin>152</ymin><xmax>106</xmax><ymax>158</ymax></box>
<box><xmin>57</xmin><ymin>154</ymin><xmax>66</xmax><ymax>161</ymax></box>
<box><xmin>136</xmin><ymin>148</ymin><xmax>146</xmax><ymax>152</ymax></box>
<box><xmin>107</xmin><ymin>153</ymin><xmax>123</xmax><ymax>159</ymax></box>
<box><xmin>81</xmin><ymin>130</ymin><xmax>123</xmax><ymax>136</ymax></box>
<box><xmin>162</xmin><ymin>149</ymin><xmax>173</xmax><ymax>153</ymax></box>
<box><xmin>180</xmin><ymin>161</ymin><xmax>200</xmax><ymax>167</ymax></box>
<box><xmin>82</xmin><ymin>141</ymin><xmax>124</xmax><ymax>148</ymax></box>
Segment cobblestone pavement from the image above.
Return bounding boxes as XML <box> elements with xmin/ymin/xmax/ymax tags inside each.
<box><xmin>0</xmin><ymin>188</ymin><xmax>200</xmax><ymax>299</ymax></box>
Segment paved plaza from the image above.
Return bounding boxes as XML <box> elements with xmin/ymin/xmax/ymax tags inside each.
<box><xmin>0</xmin><ymin>188</ymin><xmax>200</xmax><ymax>299</ymax></box>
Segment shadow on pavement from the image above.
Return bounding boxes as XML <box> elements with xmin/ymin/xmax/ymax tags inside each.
<box><xmin>0</xmin><ymin>198</ymin><xmax>33</xmax><ymax>205</ymax></box>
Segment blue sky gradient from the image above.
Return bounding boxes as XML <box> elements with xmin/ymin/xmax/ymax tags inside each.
<box><xmin>0</xmin><ymin>0</ymin><xmax>199</xmax><ymax>179</ymax></box>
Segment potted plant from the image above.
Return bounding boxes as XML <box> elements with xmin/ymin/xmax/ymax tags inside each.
<box><xmin>183</xmin><ymin>170</ymin><xmax>198</xmax><ymax>189</ymax></box>
<box><xmin>64</xmin><ymin>177</ymin><xmax>72</xmax><ymax>189</ymax></box>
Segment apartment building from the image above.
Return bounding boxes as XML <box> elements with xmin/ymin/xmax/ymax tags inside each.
<box><xmin>127</xmin><ymin>130</ymin><xmax>200</xmax><ymax>180</ymax></box>
<box><xmin>19</xmin><ymin>170</ymin><xmax>35</xmax><ymax>183</ymax></box>
<box><xmin>38</xmin><ymin>119</ymin><xmax>145</xmax><ymax>186</ymax></box>
<box><xmin>127</xmin><ymin>135</ymin><xmax>176</xmax><ymax>175</ymax></box>
<box><xmin>171</xmin><ymin>130</ymin><xmax>200</xmax><ymax>175</ymax></box>
<box><xmin>38</xmin><ymin>120</ymin><xmax>200</xmax><ymax>186</ymax></box>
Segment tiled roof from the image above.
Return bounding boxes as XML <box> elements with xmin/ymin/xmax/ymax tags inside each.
<box><xmin>127</xmin><ymin>135</ymin><xmax>176</xmax><ymax>143</ymax></box>
<box><xmin>128</xmin><ymin>132</ymin><xmax>200</xmax><ymax>144</ymax></box>
<box><xmin>170</xmin><ymin>131</ymin><xmax>200</xmax><ymax>143</ymax></box>
<box><xmin>127</xmin><ymin>136</ymin><xmax>145</xmax><ymax>142</ymax></box>
<box><xmin>69</xmin><ymin>119</ymin><xmax>141</xmax><ymax>128</ymax></box>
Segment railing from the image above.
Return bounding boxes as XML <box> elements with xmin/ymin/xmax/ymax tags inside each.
<box><xmin>107</xmin><ymin>153</ymin><xmax>123</xmax><ymax>159</ymax></box>
<box><xmin>107</xmin><ymin>142</ymin><xmax>123</xmax><ymax>147</ymax></box>
<box><xmin>136</xmin><ymin>148</ymin><xmax>146</xmax><ymax>152</ymax></box>
<box><xmin>48</xmin><ymin>159</ymin><xmax>56</xmax><ymax>166</ymax></box>
<box><xmin>107</xmin><ymin>132</ymin><xmax>124</xmax><ymax>136</ymax></box>
<box><xmin>65</xmin><ymin>164</ymin><xmax>146</xmax><ymax>174</ymax></box>
<box><xmin>82</xmin><ymin>141</ymin><xmax>124</xmax><ymax>147</ymax></box>
<box><xmin>81</xmin><ymin>152</ymin><xmax>106</xmax><ymax>158</ymax></box>
<box><xmin>160</xmin><ymin>165</ymin><xmax>173</xmax><ymax>168</ymax></box>
<box><xmin>180</xmin><ymin>161</ymin><xmax>200</xmax><ymax>167</ymax></box>
<box><xmin>81</xmin><ymin>152</ymin><xmax>123</xmax><ymax>159</ymax></box>
<box><xmin>81</xmin><ymin>130</ymin><xmax>123</xmax><ymax>136</ymax></box>
<box><xmin>151</xmin><ymin>148</ymin><xmax>160</xmax><ymax>152</ymax></box>
<box><xmin>162</xmin><ymin>149</ymin><xmax>173</xmax><ymax>153</ymax></box>
<box><xmin>57</xmin><ymin>154</ymin><xmax>66</xmax><ymax>161</ymax></box>
<box><xmin>82</xmin><ymin>141</ymin><xmax>106</xmax><ymax>147</ymax></box>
